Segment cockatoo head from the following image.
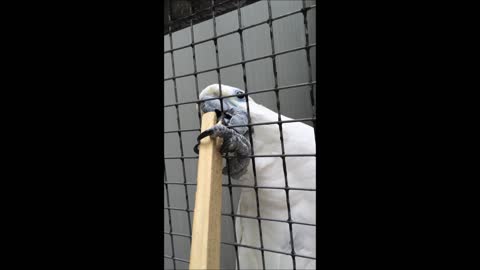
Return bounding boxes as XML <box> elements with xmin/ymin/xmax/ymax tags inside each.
<box><xmin>199</xmin><ymin>84</ymin><xmax>255</xmax><ymax>113</ymax></box>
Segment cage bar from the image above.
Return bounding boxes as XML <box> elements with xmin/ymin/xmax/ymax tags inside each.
<box><xmin>164</xmin><ymin>44</ymin><xmax>316</xmax><ymax>81</ymax></box>
<box><xmin>164</xmin><ymin>4</ymin><xmax>315</xmax><ymax>54</ymax></box>
<box><xmin>265</xmin><ymin>0</ymin><xmax>297</xmax><ymax>268</ymax></box>
<box><xmin>163</xmin><ymin>81</ymin><xmax>317</xmax><ymax>108</ymax></box>
<box><xmin>167</xmin><ymin>2</ymin><xmax>194</xmax><ymax>248</ymax></box>
<box><xmin>164</xmin><ymin>161</ymin><xmax>177</xmax><ymax>270</ymax></box>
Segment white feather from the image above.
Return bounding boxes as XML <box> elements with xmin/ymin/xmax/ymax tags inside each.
<box><xmin>198</xmin><ymin>84</ymin><xmax>316</xmax><ymax>269</ymax></box>
<box><xmin>235</xmin><ymin>101</ymin><xmax>316</xmax><ymax>270</ymax></box>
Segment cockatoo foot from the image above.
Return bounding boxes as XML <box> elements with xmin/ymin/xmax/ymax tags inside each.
<box><xmin>194</xmin><ymin>124</ymin><xmax>251</xmax><ymax>179</ymax></box>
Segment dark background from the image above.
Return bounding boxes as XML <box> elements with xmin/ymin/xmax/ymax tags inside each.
<box><xmin>3</xmin><ymin>1</ymin><xmax>473</xmax><ymax>268</ymax></box>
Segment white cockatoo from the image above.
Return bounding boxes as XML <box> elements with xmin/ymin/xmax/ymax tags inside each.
<box><xmin>195</xmin><ymin>84</ymin><xmax>316</xmax><ymax>269</ymax></box>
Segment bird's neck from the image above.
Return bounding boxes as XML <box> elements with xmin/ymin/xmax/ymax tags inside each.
<box><xmin>248</xmin><ymin>102</ymin><xmax>290</xmax><ymax>123</ymax></box>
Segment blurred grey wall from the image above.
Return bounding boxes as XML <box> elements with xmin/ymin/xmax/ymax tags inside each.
<box><xmin>164</xmin><ymin>1</ymin><xmax>316</xmax><ymax>269</ymax></box>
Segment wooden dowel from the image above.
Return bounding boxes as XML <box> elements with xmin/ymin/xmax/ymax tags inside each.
<box><xmin>189</xmin><ymin>112</ymin><xmax>223</xmax><ymax>270</ymax></box>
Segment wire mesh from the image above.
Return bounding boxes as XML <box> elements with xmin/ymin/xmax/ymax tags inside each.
<box><xmin>164</xmin><ymin>0</ymin><xmax>316</xmax><ymax>269</ymax></box>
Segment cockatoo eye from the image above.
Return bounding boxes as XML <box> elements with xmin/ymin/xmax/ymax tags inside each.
<box><xmin>235</xmin><ymin>90</ymin><xmax>245</xmax><ymax>99</ymax></box>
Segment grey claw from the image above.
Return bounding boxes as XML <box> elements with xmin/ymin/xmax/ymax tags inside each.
<box><xmin>197</xmin><ymin>129</ymin><xmax>214</xmax><ymax>142</ymax></box>
<box><xmin>220</xmin><ymin>138</ymin><xmax>234</xmax><ymax>153</ymax></box>
<box><xmin>223</xmin><ymin>156</ymin><xmax>250</xmax><ymax>179</ymax></box>
<box><xmin>193</xmin><ymin>143</ymin><xmax>199</xmax><ymax>154</ymax></box>
<box><xmin>193</xmin><ymin>117</ymin><xmax>251</xmax><ymax>179</ymax></box>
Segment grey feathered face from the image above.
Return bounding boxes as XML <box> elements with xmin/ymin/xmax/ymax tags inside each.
<box><xmin>198</xmin><ymin>84</ymin><xmax>251</xmax><ymax>135</ymax></box>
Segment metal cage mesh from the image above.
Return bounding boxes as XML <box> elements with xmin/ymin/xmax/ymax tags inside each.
<box><xmin>164</xmin><ymin>0</ymin><xmax>316</xmax><ymax>269</ymax></box>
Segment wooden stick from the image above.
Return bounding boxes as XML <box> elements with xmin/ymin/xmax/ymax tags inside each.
<box><xmin>189</xmin><ymin>112</ymin><xmax>223</xmax><ymax>270</ymax></box>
